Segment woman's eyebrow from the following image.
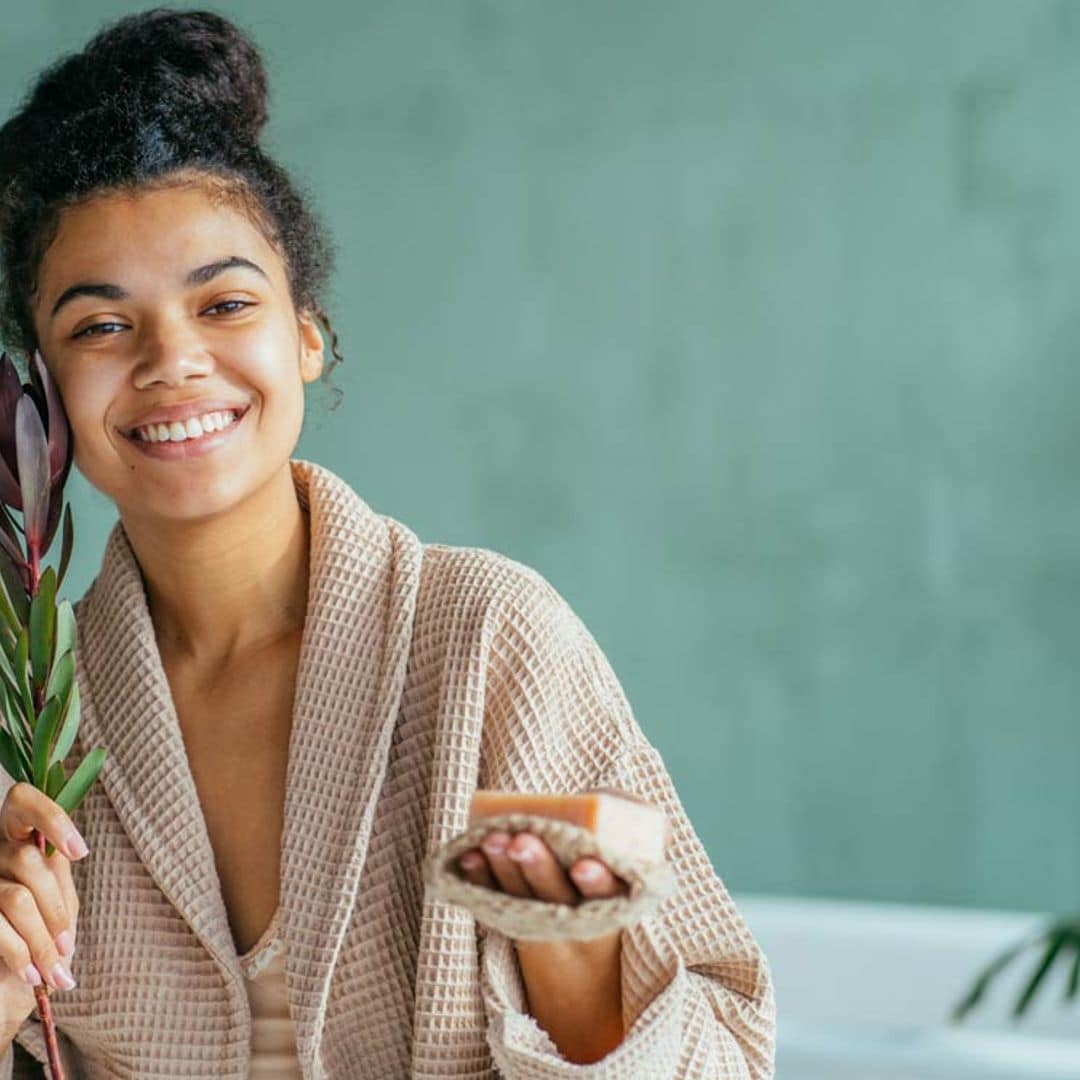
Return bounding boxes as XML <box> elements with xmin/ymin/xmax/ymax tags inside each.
<box><xmin>48</xmin><ymin>255</ymin><xmax>269</xmax><ymax>322</ymax></box>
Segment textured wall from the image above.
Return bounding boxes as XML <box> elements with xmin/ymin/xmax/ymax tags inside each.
<box><xmin>3</xmin><ymin>0</ymin><xmax>1078</xmax><ymax>911</ymax></box>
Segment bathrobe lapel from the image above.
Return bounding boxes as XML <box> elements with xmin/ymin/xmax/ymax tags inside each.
<box><xmin>75</xmin><ymin>457</ymin><xmax>423</xmax><ymax>1077</ymax></box>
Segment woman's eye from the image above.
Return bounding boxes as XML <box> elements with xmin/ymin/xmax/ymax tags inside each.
<box><xmin>206</xmin><ymin>300</ymin><xmax>252</xmax><ymax>316</ymax></box>
<box><xmin>72</xmin><ymin>322</ymin><xmax>124</xmax><ymax>340</ymax></box>
<box><xmin>71</xmin><ymin>300</ymin><xmax>253</xmax><ymax>339</ymax></box>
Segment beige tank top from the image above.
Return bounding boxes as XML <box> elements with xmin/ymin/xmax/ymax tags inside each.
<box><xmin>237</xmin><ymin>904</ymin><xmax>303</xmax><ymax>1078</ymax></box>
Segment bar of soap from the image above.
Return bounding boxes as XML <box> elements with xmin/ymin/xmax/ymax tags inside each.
<box><xmin>469</xmin><ymin>789</ymin><xmax>669</xmax><ymax>864</ymax></box>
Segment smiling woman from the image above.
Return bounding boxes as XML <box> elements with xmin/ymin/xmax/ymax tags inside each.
<box><xmin>0</xmin><ymin>7</ymin><xmax>775</xmax><ymax>1080</ymax></box>
<box><xmin>25</xmin><ymin>185</ymin><xmax>326</xmax><ymax>530</ymax></box>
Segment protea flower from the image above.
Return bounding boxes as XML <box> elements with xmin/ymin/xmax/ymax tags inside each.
<box><xmin>0</xmin><ymin>347</ymin><xmax>104</xmax><ymax>1080</ymax></box>
<box><xmin>0</xmin><ymin>349</ymin><xmax>74</xmax><ymax>596</ymax></box>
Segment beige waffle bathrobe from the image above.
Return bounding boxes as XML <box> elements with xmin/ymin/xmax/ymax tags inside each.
<box><xmin>0</xmin><ymin>458</ymin><xmax>775</xmax><ymax>1078</ymax></box>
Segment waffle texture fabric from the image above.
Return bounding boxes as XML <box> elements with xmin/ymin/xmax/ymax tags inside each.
<box><xmin>0</xmin><ymin>457</ymin><xmax>775</xmax><ymax>1078</ymax></box>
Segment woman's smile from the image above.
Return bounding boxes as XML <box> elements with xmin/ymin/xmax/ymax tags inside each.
<box><xmin>121</xmin><ymin>403</ymin><xmax>250</xmax><ymax>461</ymax></box>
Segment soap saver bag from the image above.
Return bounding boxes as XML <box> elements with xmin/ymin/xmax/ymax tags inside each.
<box><xmin>423</xmin><ymin>811</ymin><xmax>677</xmax><ymax>941</ymax></box>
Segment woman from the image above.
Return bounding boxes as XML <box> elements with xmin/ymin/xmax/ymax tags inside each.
<box><xmin>0</xmin><ymin>8</ymin><xmax>774</xmax><ymax>1078</ymax></box>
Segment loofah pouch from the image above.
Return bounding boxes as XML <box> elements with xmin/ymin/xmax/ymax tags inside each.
<box><xmin>423</xmin><ymin>811</ymin><xmax>676</xmax><ymax>941</ymax></box>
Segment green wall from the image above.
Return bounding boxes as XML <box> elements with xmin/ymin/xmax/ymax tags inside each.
<box><xmin>4</xmin><ymin>1</ymin><xmax>1078</xmax><ymax>913</ymax></box>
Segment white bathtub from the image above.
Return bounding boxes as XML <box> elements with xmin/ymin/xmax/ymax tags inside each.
<box><xmin>735</xmin><ymin>893</ymin><xmax>1080</xmax><ymax>1080</ymax></box>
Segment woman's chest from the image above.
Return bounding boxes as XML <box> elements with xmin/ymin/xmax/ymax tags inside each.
<box><xmin>163</xmin><ymin>638</ymin><xmax>301</xmax><ymax>956</ymax></box>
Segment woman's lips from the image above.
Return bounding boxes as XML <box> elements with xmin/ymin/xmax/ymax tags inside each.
<box><xmin>123</xmin><ymin>407</ymin><xmax>248</xmax><ymax>460</ymax></box>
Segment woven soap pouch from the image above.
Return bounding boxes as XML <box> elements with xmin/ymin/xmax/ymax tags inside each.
<box><xmin>422</xmin><ymin>811</ymin><xmax>677</xmax><ymax>941</ymax></box>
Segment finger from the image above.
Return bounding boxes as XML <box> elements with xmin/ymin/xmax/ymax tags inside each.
<box><xmin>456</xmin><ymin>848</ymin><xmax>498</xmax><ymax>891</ymax></box>
<box><xmin>0</xmin><ymin>881</ymin><xmax>76</xmax><ymax>991</ymax></box>
<box><xmin>0</xmin><ymin>908</ymin><xmax>45</xmax><ymax>988</ymax></box>
<box><xmin>2</xmin><ymin>784</ymin><xmax>88</xmax><ymax>861</ymax></box>
<box><xmin>0</xmin><ymin>842</ymin><xmax>75</xmax><ymax>957</ymax></box>
<box><xmin>506</xmin><ymin>833</ymin><xmax>578</xmax><ymax>904</ymax></box>
<box><xmin>569</xmin><ymin>857</ymin><xmax>630</xmax><ymax>899</ymax></box>
<box><xmin>48</xmin><ymin>848</ymin><xmax>79</xmax><ymax>955</ymax></box>
<box><xmin>480</xmin><ymin>831</ymin><xmax>533</xmax><ymax>898</ymax></box>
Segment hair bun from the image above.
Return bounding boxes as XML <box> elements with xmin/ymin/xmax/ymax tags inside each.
<box><xmin>6</xmin><ymin>6</ymin><xmax>269</xmax><ymax>170</ymax></box>
<box><xmin>86</xmin><ymin>7</ymin><xmax>268</xmax><ymax>146</ymax></box>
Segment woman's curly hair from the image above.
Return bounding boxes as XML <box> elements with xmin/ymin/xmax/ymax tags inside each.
<box><xmin>0</xmin><ymin>7</ymin><xmax>344</xmax><ymax>408</ymax></box>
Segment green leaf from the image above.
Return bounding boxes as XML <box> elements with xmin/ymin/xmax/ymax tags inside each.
<box><xmin>49</xmin><ymin>679</ymin><xmax>79</xmax><ymax>768</ymax></box>
<box><xmin>1014</xmin><ymin>931</ymin><xmax>1068</xmax><ymax>1018</ymax></box>
<box><xmin>45</xmin><ymin>650</ymin><xmax>73</xmax><ymax>710</ymax></box>
<box><xmin>29</xmin><ymin>564</ymin><xmax>56</xmax><ymax>691</ymax></box>
<box><xmin>0</xmin><ymin>727</ymin><xmax>28</xmax><ymax>784</ymax></box>
<box><xmin>950</xmin><ymin>933</ymin><xmax>1041</xmax><ymax>1022</ymax></box>
<box><xmin>45</xmin><ymin>760</ymin><xmax>65</xmax><ymax>800</ymax></box>
<box><xmin>14</xmin><ymin>627</ymin><xmax>34</xmax><ymax>727</ymax></box>
<box><xmin>30</xmin><ymin>695</ymin><xmax>61</xmax><ymax>789</ymax></box>
<box><xmin>1066</xmin><ymin>946</ymin><xmax>1080</xmax><ymax>1002</ymax></box>
<box><xmin>56</xmin><ymin>504</ymin><xmax>73</xmax><ymax>592</ymax></box>
<box><xmin>54</xmin><ymin>747</ymin><xmax>105</xmax><ymax>815</ymax></box>
<box><xmin>0</xmin><ymin>685</ymin><xmax>28</xmax><ymax>763</ymax></box>
<box><xmin>0</xmin><ymin>557</ymin><xmax>20</xmax><ymax>638</ymax></box>
<box><xmin>0</xmin><ymin>681</ymin><xmax>31</xmax><ymax>773</ymax></box>
<box><xmin>53</xmin><ymin>600</ymin><xmax>75</xmax><ymax>667</ymax></box>
<box><xmin>0</xmin><ymin>637</ymin><xmax>24</xmax><ymax>710</ymax></box>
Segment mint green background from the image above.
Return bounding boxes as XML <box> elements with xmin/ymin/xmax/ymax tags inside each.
<box><xmin>3</xmin><ymin>2</ymin><xmax>1077</xmax><ymax>912</ymax></box>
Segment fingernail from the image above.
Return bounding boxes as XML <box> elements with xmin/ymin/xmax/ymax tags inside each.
<box><xmin>574</xmin><ymin>862</ymin><xmax>602</xmax><ymax>882</ymax></box>
<box><xmin>459</xmin><ymin>852</ymin><xmax>483</xmax><ymax>870</ymax></box>
<box><xmin>64</xmin><ymin>833</ymin><xmax>88</xmax><ymax>860</ymax></box>
<box><xmin>482</xmin><ymin>835</ymin><xmax>507</xmax><ymax>856</ymax></box>
<box><xmin>21</xmin><ymin>964</ymin><xmax>41</xmax><ymax>986</ymax></box>
<box><xmin>507</xmin><ymin>839</ymin><xmax>538</xmax><ymax>862</ymax></box>
<box><xmin>56</xmin><ymin>930</ymin><xmax>75</xmax><ymax>957</ymax></box>
<box><xmin>50</xmin><ymin>961</ymin><xmax>76</xmax><ymax>991</ymax></box>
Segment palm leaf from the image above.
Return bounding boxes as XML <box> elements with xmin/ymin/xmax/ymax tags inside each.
<box><xmin>1014</xmin><ymin>930</ymin><xmax>1069</xmax><ymax>1018</ymax></box>
<box><xmin>950</xmin><ymin>932</ymin><xmax>1043</xmax><ymax>1022</ymax></box>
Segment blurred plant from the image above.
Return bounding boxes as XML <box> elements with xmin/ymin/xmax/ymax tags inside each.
<box><xmin>0</xmin><ymin>348</ymin><xmax>105</xmax><ymax>1080</ymax></box>
<box><xmin>951</xmin><ymin>918</ymin><xmax>1080</xmax><ymax>1023</ymax></box>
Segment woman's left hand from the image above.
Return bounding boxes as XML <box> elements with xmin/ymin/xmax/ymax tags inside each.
<box><xmin>456</xmin><ymin>830</ymin><xmax>630</xmax><ymax>903</ymax></box>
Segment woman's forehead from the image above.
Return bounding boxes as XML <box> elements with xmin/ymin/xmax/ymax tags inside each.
<box><xmin>40</xmin><ymin>187</ymin><xmax>280</xmax><ymax>291</ymax></box>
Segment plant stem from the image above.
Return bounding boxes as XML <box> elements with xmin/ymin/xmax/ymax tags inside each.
<box><xmin>26</xmin><ymin>558</ymin><xmax>63</xmax><ymax>1078</ymax></box>
<box><xmin>31</xmin><ymin>828</ymin><xmax>64</xmax><ymax>1079</ymax></box>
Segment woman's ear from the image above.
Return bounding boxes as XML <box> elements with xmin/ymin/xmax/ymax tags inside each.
<box><xmin>297</xmin><ymin>310</ymin><xmax>325</xmax><ymax>384</ymax></box>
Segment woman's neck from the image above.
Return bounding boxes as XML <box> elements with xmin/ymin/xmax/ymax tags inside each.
<box><xmin>118</xmin><ymin>462</ymin><xmax>311</xmax><ymax>674</ymax></box>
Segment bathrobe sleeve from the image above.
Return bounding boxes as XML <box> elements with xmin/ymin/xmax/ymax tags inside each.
<box><xmin>475</xmin><ymin>563</ymin><xmax>776</xmax><ymax>1079</ymax></box>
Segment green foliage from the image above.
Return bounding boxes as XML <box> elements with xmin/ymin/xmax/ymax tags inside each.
<box><xmin>53</xmin><ymin>747</ymin><xmax>105</xmax><ymax>816</ymax></box>
<box><xmin>952</xmin><ymin>919</ymin><xmax>1080</xmax><ymax>1023</ymax></box>
<box><xmin>29</xmin><ymin>564</ymin><xmax>55</xmax><ymax>691</ymax></box>
<box><xmin>31</xmin><ymin>695</ymin><xmax>62</xmax><ymax>789</ymax></box>
<box><xmin>14</xmin><ymin>626</ymin><xmax>33</xmax><ymax>724</ymax></box>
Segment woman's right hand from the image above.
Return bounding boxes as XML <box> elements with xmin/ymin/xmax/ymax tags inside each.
<box><xmin>0</xmin><ymin>782</ymin><xmax>85</xmax><ymax>1030</ymax></box>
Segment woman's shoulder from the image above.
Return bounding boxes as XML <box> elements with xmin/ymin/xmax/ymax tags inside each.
<box><xmin>417</xmin><ymin>540</ymin><xmax>578</xmax><ymax>639</ymax></box>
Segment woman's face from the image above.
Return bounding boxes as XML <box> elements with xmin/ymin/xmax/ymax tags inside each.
<box><xmin>28</xmin><ymin>183</ymin><xmax>325</xmax><ymax>526</ymax></box>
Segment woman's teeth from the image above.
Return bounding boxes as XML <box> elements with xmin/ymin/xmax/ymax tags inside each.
<box><xmin>134</xmin><ymin>410</ymin><xmax>239</xmax><ymax>443</ymax></box>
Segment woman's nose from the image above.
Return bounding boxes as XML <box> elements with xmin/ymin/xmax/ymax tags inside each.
<box><xmin>133</xmin><ymin>323</ymin><xmax>215</xmax><ymax>386</ymax></box>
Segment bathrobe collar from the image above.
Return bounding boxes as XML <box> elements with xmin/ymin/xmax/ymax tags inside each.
<box><xmin>75</xmin><ymin>457</ymin><xmax>424</xmax><ymax>1075</ymax></box>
